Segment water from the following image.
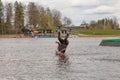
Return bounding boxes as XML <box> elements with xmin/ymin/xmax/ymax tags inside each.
<box><xmin>0</xmin><ymin>37</ymin><xmax>120</xmax><ymax>80</ymax></box>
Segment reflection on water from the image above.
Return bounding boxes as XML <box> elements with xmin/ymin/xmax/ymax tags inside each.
<box><xmin>0</xmin><ymin>37</ymin><xmax>120</xmax><ymax>80</ymax></box>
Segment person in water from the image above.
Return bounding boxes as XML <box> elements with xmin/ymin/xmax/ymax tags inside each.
<box><xmin>56</xmin><ymin>25</ymin><xmax>70</xmax><ymax>60</ymax></box>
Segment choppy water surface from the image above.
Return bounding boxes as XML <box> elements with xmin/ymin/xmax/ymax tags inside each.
<box><xmin>0</xmin><ymin>37</ymin><xmax>120</xmax><ymax>80</ymax></box>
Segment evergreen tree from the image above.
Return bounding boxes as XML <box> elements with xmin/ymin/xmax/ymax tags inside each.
<box><xmin>14</xmin><ymin>1</ymin><xmax>24</xmax><ymax>33</ymax></box>
<box><xmin>0</xmin><ymin>0</ymin><xmax>3</xmax><ymax>34</ymax></box>
<box><xmin>5</xmin><ymin>3</ymin><xmax>13</xmax><ymax>34</ymax></box>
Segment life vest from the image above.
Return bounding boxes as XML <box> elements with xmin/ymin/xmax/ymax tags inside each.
<box><xmin>56</xmin><ymin>41</ymin><xmax>67</xmax><ymax>53</ymax></box>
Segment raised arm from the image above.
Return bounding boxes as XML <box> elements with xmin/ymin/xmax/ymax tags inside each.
<box><xmin>65</xmin><ymin>28</ymin><xmax>71</xmax><ymax>40</ymax></box>
<box><xmin>64</xmin><ymin>33</ymin><xmax>69</xmax><ymax>40</ymax></box>
<box><xmin>58</xmin><ymin>29</ymin><xmax>63</xmax><ymax>43</ymax></box>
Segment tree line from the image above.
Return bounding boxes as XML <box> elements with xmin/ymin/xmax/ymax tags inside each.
<box><xmin>0</xmin><ymin>0</ymin><xmax>72</xmax><ymax>34</ymax></box>
<box><xmin>83</xmin><ymin>17</ymin><xmax>119</xmax><ymax>30</ymax></box>
<box><xmin>0</xmin><ymin>0</ymin><xmax>119</xmax><ymax>35</ymax></box>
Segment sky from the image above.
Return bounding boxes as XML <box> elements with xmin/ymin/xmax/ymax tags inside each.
<box><xmin>2</xmin><ymin>0</ymin><xmax>120</xmax><ymax>26</ymax></box>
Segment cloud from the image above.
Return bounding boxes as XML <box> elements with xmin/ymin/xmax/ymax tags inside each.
<box><xmin>100</xmin><ymin>0</ymin><xmax>119</xmax><ymax>6</ymax></box>
<box><xmin>71</xmin><ymin>0</ymin><xmax>100</xmax><ymax>7</ymax></box>
<box><xmin>84</xmin><ymin>5</ymin><xmax>114</xmax><ymax>15</ymax></box>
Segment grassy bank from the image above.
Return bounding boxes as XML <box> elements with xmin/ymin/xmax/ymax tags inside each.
<box><xmin>71</xmin><ymin>29</ymin><xmax>120</xmax><ymax>36</ymax></box>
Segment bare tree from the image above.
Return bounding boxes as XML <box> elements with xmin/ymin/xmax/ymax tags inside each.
<box><xmin>28</xmin><ymin>2</ymin><xmax>39</xmax><ymax>27</ymax></box>
<box><xmin>63</xmin><ymin>16</ymin><xmax>72</xmax><ymax>27</ymax></box>
<box><xmin>90</xmin><ymin>20</ymin><xmax>96</xmax><ymax>29</ymax></box>
<box><xmin>52</xmin><ymin>9</ymin><xmax>62</xmax><ymax>26</ymax></box>
<box><xmin>112</xmin><ymin>17</ymin><xmax>119</xmax><ymax>29</ymax></box>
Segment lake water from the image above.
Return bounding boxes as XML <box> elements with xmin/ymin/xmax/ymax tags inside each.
<box><xmin>0</xmin><ymin>37</ymin><xmax>120</xmax><ymax>80</ymax></box>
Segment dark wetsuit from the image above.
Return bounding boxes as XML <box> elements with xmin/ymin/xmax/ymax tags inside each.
<box><xmin>58</xmin><ymin>32</ymin><xmax>69</xmax><ymax>53</ymax></box>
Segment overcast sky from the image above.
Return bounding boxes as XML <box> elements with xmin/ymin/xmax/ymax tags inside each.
<box><xmin>2</xmin><ymin>0</ymin><xmax>120</xmax><ymax>26</ymax></box>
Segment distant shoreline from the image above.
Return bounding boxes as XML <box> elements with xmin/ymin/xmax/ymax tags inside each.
<box><xmin>78</xmin><ymin>34</ymin><xmax>120</xmax><ymax>37</ymax></box>
<box><xmin>0</xmin><ymin>34</ymin><xmax>120</xmax><ymax>38</ymax></box>
<box><xmin>0</xmin><ymin>34</ymin><xmax>25</xmax><ymax>38</ymax></box>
